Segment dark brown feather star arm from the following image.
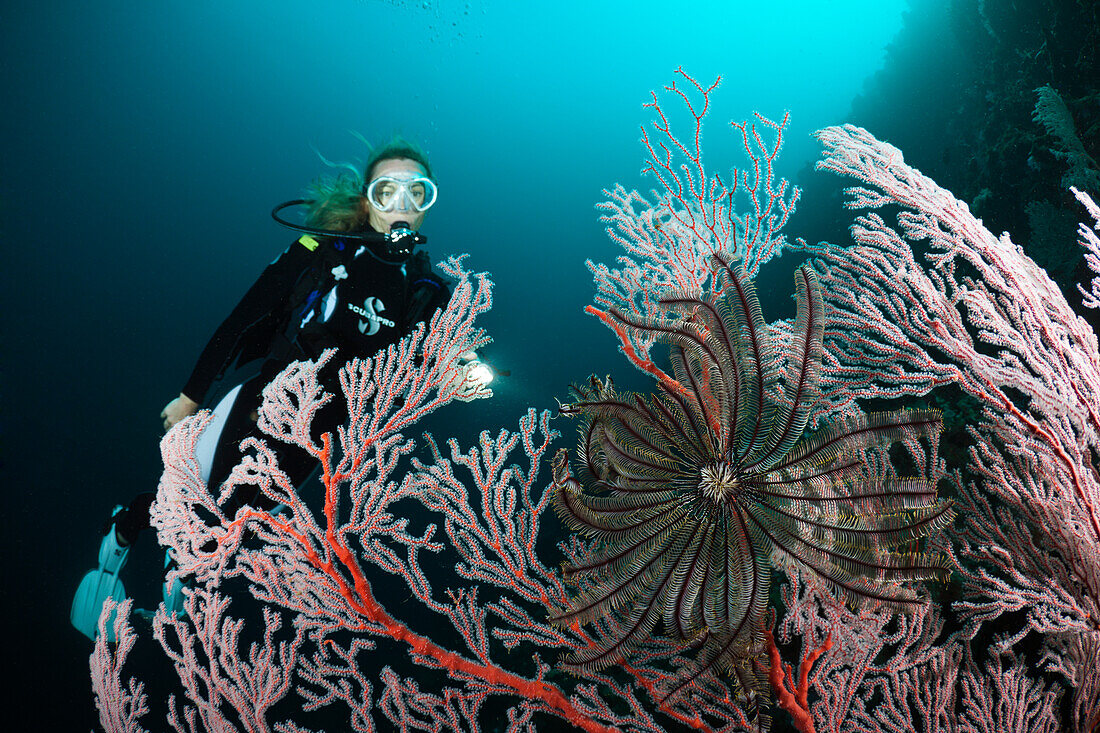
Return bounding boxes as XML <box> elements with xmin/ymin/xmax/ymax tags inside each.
<box><xmin>558</xmin><ymin>521</ymin><xmax>709</xmax><ymax>670</ymax></box>
<box><xmin>743</xmin><ymin>266</ymin><xmax>826</xmax><ymax>473</ymax></box>
<box><xmin>711</xmin><ymin>253</ymin><xmax>770</xmax><ymax>459</ymax></box>
<box><xmin>770</xmin><ymin>410</ymin><xmax>943</xmax><ymax>472</ymax></box>
<box><xmin>645</xmin><ymin>389</ymin><xmax>714</xmax><ymax>462</ymax></box>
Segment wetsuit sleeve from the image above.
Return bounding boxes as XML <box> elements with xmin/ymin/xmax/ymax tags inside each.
<box><xmin>434</xmin><ymin>280</ymin><xmax>453</xmax><ymax>314</ymax></box>
<box><xmin>422</xmin><ymin>252</ymin><xmax>453</xmax><ymax>315</ymax></box>
<box><xmin>182</xmin><ymin>239</ymin><xmax>315</xmax><ymax>405</ymax></box>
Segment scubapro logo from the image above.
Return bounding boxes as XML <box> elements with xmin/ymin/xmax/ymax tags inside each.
<box><xmin>348</xmin><ymin>297</ymin><xmax>395</xmax><ymax>336</ymax></box>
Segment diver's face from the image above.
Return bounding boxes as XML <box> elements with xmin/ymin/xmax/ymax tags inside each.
<box><xmin>364</xmin><ymin>158</ymin><xmax>431</xmax><ymax>233</ymax></box>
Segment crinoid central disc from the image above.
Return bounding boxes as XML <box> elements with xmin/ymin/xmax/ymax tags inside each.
<box><xmin>699</xmin><ymin>461</ymin><xmax>741</xmax><ymax>503</ymax></box>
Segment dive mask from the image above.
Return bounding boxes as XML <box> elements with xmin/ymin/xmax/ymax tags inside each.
<box><xmin>364</xmin><ymin>175</ymin><xmax>437</xmax><ymax>213</ymax></box>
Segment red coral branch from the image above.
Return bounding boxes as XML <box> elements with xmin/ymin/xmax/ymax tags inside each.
<box><xmin>584</xmin><ymin>304</ymin><xmax>690</xmax><ymax>400</ymax></box>
<box><xmin>306</xmin><ymin>430</ymin><xmax>618</xmax><ymax>733</ymax></box>
<box><xmin>762</xmin><ymin>627</ymin><xmax>832</xmax><ymax>733</ymax></box>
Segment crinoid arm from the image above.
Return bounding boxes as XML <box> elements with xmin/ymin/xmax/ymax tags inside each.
<box><xmin>752</xmin><ymin>409</ymin><xmax>956</xmax><ymax>608</ymax></box>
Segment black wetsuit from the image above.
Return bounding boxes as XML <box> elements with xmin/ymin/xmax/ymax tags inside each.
<box><xmin>114</xmin><ymin>233</ymin><xmax>451</xmax><ymax>541</ymax></box>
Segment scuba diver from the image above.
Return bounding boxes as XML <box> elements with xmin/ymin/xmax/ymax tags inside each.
<box><xmin>71</xmin><ymin>138</ymin><xmax>489</xmax><ymax>639</ymax></box>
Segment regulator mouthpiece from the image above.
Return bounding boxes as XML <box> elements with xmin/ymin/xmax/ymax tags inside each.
<box><xmin>383</xmin><ymin>221</ymin><xmax>426</xmax><ymax>261</ymax></box>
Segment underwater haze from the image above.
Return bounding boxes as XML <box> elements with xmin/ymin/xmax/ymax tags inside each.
<box><xmin>9</xmin><ymin>0</ymin><xmax>1089</xmax><ymax>729</ymax></box>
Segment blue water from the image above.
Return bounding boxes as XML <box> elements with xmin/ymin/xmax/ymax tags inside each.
<box><xmin>3</xmin><ymin>1</ymin><xmax>914</xmax><ymax>728</ymax></box>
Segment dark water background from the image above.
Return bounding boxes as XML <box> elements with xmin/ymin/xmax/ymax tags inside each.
<box><xmin>3</xmin><ymin>0</ymin><xmax>1095</xmax><ymax>729</ymax></box>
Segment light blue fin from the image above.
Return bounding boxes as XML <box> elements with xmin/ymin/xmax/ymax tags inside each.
<box><xmin>161</xmin><ymin>550</ymin><xmax>186</xmax><ymax>619</ymax></box>
<box><xmin>70</xmin><ymin>508</ymin><xmax>130</xmax><ymax>641</ymax></box>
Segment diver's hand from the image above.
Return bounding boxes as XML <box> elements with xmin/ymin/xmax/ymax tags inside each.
<box><xmin>161</xmin><ymin>393</ymin><xmax>200</xmax><ymax>430</ymax></box>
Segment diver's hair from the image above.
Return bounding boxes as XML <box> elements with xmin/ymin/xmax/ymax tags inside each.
<box><xmin>302</xmin><ymin>168</ymin><xmax>367</xmax><ymax>232</ymax></box>
<box><xmin>365</xmin><ymin>135</ymin><xmax>434</xmax><ymax>181</ymax></box>
<box><xmin>304</xmin><ymin>134</ymin><xmax>434</xmax><ymax>232</ymax></box>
